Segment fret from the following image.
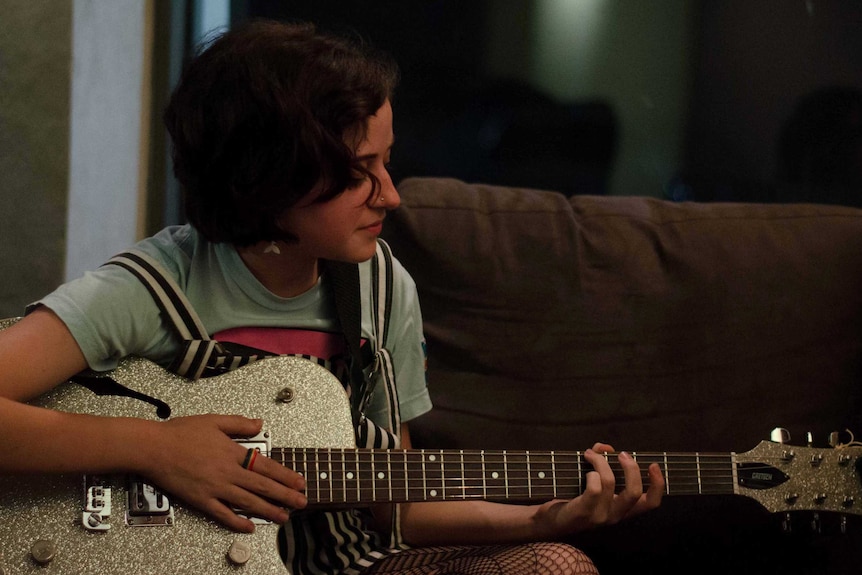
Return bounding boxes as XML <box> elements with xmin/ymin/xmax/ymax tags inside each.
<box><xmin>551</xmin><ymin>452</ymin><xmax>557</xmax><ymax>498</ymax></box>
<box><xmin>299</xmin><ymin>448</ymin><xmax>308</xmax><ymax>486</ymax></box>
<box><xmin>663</xmin><ymin>454</ymin><xmax>698</xmax><ymax>495</ymax></box>
<box><xmin>505</xmin><ymin>451</ymin><xmax>530</xmax><ymax>501</ymax></box>
<box><xmin>624</xmin><ymin>452</ymin><xmax>664</xmax><ymax>494</ymax></box>
<box><xmin>370</xmin><ymin>451</ymin><xmax>390</xmax><ymax>503</ymax></box>
<box><xmin>664</xmin><ymin>452</ymin><xmax>669</xmax><ymax>494</ymax></box>
<box><xmin>319</xmin><ymin>448</ymin><xmax>337</xmax><ymax>505</ymax></box>
<box><xmin>387</xmin><ymin>451</ymin><xmax>393</xmax><ymax>503</ymax></box>
<box><xmin>327</xmin><ymin>448</ymin><xmax>333</xmax><ymax>504</ymax></box>
<box><xmin>339</xmin><ymin>448</ymin><xmax>347</xmax><ymax>504</ymax></box>
<box><xmin>661</xmin><ymin>454</ymin><xmax>720</xmax><ymax>496</ymax></box>
<box><xmin>460</xmin><ymin>450</ymin><xmax>466</xmax><ymax>498</ymax></box>
<box><xmin>296</xmin><ymin>448</ymin><xmax>310</xmax><ymax>501</ymax></box>
<box><xmin>341</xmin><ymin>449</ymin><xmax>359</xmax><ymax>504</ymax></box>
<box><xmin>403</xmin><ymin>450</ymin><xmax>410</xmax><ymax>501</ymax></box>
<box><xmin>730</xmin><ymin>453</ymin><xmax>739</xmax><ymax>495</ymax></box>
<box><xmin>481</xmin><ymin>451</ymin><xmax>487</xmax><ymax>500</ymax></box>
<box><xmin>443</xmin><ymin>451</ymin><xmax>463</xmax><ymax>499</ymax></box>
<box><xmin>423</xmin><ymin>450</ymin><xmax>444</xmax><ymax>501</ymax></box>
<box><xmin>485</xmin><ymin>450</ymin><xmax>507</xmax><ymax>500</ymax></box>
<box><xmin>462</xmin><ymin>451</ymin><xmax>486</xmax><ymax>500</ymax></box>
<box><xmin>356</xmin><ymin>450</ymin><xmax>374</xmax><ymax>502</ymax></box>
<box><xmin>405</xmin><ymin>450</ymin><xmax>426</xmax><ymax>501</ymax></box>
<box><xmin>421</xmin><ymin>449</ymin><xmax>427</xmax><ymax>499</ymax></box>
<box><xmin>697</xmin><ymin>454</ymin><xmax>734</xmax><ymax>495</ymax></box>
<box><xmin>310</xmin><ymin>448</ymin><xmax>321</xmax><ymax>502</ymax></box>
<box><xmin>696</xmin><ymin>453</ymin><xmax>702</xmax><ymax>494</ymax></box>
<box><xmin>503</xmin><ymin>451</ymin><xmax>509</xmax><ymax>499</ymax></box>
<box><xmin>337</xmin><ymin>450</ymin><xmax>347</xmax><ymax>502</ymax></box>
<box><xmin>390</xmin><ymin>450</ymin><xmax>408</xmax><ymax>502</ymax></box>
<box><xmin>551</xmin><ymin>452</ymin><xmax>580</xmax><ymax>499</ymax></box>
<box><xmin>528</xmin><ymin>452</ymin><xmax>556</xmax><ymax>500</ymax></box>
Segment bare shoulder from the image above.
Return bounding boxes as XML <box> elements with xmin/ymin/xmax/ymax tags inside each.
<box><xmin>0</xmin><ymin>307</ymin><xmax>88</xmax><ymax>401</ymax></box>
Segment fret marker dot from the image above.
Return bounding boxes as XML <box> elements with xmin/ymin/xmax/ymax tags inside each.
<box><xmin>346</xmin><ymin>472</ymin><xmax>354</xmax><ymax>480</ymax></box>
<box><xmin>430</xmin><ymin>489</ymin><xmax>438</xmax><ymax>497</ymax></box>
<box><xmin>491</xmin><ymin>472</ymin><xmax>499</xmax><ymax>479</ymax></box>
<box><xmin>429</xmin><ymin>455</ymin><xmax>437</xmax><ymax>462</ymax></box>
<box><xmin>377</xmin><ymin>472</ymin><xmax>385</xmax><ymax>479</ymax></box>
<box><xmin>538</xmin><ymin>472</ymin><xmax>546</xmax><ymax>479</ymax></box>
<box><xmin>320</xmin><ymin>472</ymin><xmax>327</xmax><ymax>480</ymax></box>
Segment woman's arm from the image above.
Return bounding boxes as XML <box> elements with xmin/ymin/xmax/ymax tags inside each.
<box><xmin>0</xmin><ymin>307</ymin><xmax>308</xmax><ymax>532</ymax></box>
<box><xmin>395</xmin><ymin>423</ymin><xmax>664</xmax><ymax>546</ymax></box>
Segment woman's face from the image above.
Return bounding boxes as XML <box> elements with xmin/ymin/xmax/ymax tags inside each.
<box><xmin>278</xmin><ymin>99</ymin><xmax>399</xmax><ymax>264</ymax></box>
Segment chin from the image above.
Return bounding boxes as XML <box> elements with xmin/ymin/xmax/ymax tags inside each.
<box><xmin>336</xmin><ymin>244</ymin><xmax>378</xmax><ymax>264</ymax></box>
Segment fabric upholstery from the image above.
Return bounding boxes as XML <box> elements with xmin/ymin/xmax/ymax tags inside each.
<box><xmin>382</xmin><ymin>176</ymin><xmax>862</xmax><ymax>574</ymax></box>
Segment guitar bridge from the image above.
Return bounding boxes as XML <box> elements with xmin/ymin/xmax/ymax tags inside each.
<box><xmin>126</xmin><ymin>476</ymin><xmax>175</xmax><ymax>527</ymax></box>
<box><xmin>82</xmin><ymin>476</ymin><xmax>113</xmax><ymax>531</ymax></box>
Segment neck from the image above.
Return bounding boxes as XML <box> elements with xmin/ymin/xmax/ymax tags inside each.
<box><xmin>269</xmin><ymin>447</ymin><xmax>739</xmax><ymax>506</ymax></box>
<box><xmin>236</xmin><ymin>242</ymin><xmax>319</xmax><ymax>298</ymax></box>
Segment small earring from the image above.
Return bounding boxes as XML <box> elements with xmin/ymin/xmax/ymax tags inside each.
<box><xmin>379</xmin><ymin>195</ymin><xmax>385</xmax><ymax>202</ymax></box>
<box><xmin>263</xmin><ymin>241</ymin><xmax>281</xmax><ymax>255</ymax></box>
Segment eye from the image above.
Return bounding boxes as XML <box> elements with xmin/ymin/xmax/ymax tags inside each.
<box><xmin>347</xmin><ymin>165</ymin><xmax>371</xmax><ymax>189</ymax></box>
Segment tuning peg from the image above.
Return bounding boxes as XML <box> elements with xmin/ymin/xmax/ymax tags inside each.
<box><xmin>771</xmin><ymin>428</ymin><xmax>791</xmax><ymax>443</ymax></box>
<box><xmin>782</xmin><ymin>512</ymin><xmax>792</xmax><ymax>533</ymax></box>
<box><xmin>811</xmin><ymin>512</ymin><xmax>822</xmax><ymax>534</ymax></box>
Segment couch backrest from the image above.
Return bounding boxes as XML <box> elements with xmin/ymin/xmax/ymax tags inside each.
<box><xmin>382</xmin><ymin>177</ymin><xmax>862</xmax><ymax>453</ymax></box>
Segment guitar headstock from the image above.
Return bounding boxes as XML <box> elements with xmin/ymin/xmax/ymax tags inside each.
<box><xmin>736</xmin><ymin>437</ymin><xmax>862</xmax><ymax>517</ymax></box>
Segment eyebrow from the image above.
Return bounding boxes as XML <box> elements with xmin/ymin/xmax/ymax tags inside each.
<box><xmin>354</xmin><ymin>139</ymin><xmax>395</xmax><ymax>163</ymax></box>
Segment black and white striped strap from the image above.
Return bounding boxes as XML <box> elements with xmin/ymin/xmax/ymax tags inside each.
<box><xmin>104</xmin><ymin>251</ymin><xmax>229</xmax><ymax>380</ymax></box>
<box><xmin>370</xmin><ymin>239</ymin><xmax>394</xmax><ymax>349</ymax></box>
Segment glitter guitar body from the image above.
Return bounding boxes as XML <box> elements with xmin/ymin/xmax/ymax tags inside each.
<box><xmin>1</xmin><ymin>335</ymin><xmax>861</xmax><ymax>573</ymax></box>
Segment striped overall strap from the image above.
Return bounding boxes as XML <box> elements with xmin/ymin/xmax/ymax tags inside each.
<box><xmin>104</xmin><ymin>251</ymin><xmax>257</xmax><ymax>379</ymax></box>
<box><xmin>363</xmin><ymin>240</ymin><xmax>406</xmax><ymax>551</ymax></box>
<box><xmin>359</xmin><ymin>239</ymin><xmax>401</xmax><ymax>442</ymax></box>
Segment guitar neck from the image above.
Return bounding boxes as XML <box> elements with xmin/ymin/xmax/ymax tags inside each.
<box><xmin>272</xmin><ymin>448</ymin><xmax>737</xmax><ymax>506</ymax></box>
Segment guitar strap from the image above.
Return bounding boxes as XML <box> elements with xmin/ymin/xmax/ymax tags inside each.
<box><xmin>104</xmin><ymin>242</ymin><xmax>400</xmax><ymax>437</ymax></box>
<box><xmin>106</xmin><ymin>240</ymin><xmax>408</xmax><ymax>565</ymax></box>
<box><xmin>103</xmin><ymin>250</ymin><xmax>272</xmax><ymax>380</ymax></box>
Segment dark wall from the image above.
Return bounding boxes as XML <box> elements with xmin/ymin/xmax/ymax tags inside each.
<box><xmin>234</xmin><ymin>1</ymin><xmax>862</xmax><ymax>205</ymax></box>
<box><xmin>682</xmin><ymin>0</ymin><xmax>862</xmax><ymax>204</ymax></box>
<box><xmin>233</xmin><ymin>0</ymin><xmax>618</xmax><ymax>197</ymax></box>
<box><xmin>0</xmin><ymin>1</ymin><xmax>71</xmax><ymax>318</ymax></box>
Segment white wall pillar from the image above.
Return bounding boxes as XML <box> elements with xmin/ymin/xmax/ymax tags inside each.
<box><xmin>65</xmin><ymin>0</ymin><xmax>151</xmax><ymax>280</ymax></box>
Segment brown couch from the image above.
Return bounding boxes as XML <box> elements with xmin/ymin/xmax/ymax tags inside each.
<box><xmin>382</xmin><ymin>177</ymin><xmax>862</xmax><ymax>575</ymax></box>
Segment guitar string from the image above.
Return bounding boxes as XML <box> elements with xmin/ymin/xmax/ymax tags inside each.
<box><xmin>270</xmin><ymin>449</ymin><xmax>765</xmax><ymax>502</ymax></box>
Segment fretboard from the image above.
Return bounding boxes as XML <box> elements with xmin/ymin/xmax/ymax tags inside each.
<box><xmin>271</xmin><ymin>448</ymin><xmax>737</xmax><ymax>506</ymax></box>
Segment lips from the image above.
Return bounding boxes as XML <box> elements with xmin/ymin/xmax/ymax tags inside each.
<box><xmin>362</xmin><ymin>221</ymin><xmax>384</xmax><ymax>235</ymax></box>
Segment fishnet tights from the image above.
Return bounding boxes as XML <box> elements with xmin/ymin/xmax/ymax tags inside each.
<box><xmin>363</xmin><ymin>543</ymin><xmax>598</xmax><ymax>575</ymax></box>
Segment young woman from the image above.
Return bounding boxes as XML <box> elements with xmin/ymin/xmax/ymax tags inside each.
<box><xmin>0</xmin><ymin>20</ymin><xmax>663</xmax><ymax>574</ymax></box>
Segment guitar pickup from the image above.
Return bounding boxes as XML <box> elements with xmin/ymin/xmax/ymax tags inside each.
<box><xmin>126</xmin><ymin>477</ymin><xmax>175</xmax><ymax>527</ymax></box>
<box><xmin>233</xmin><ymin>430</ymin><xmax>272</xmax><ymax>525</ymax></box>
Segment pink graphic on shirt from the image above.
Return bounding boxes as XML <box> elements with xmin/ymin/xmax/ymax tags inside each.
<box><xmin>213</xmin><ymin>326</ymin><xmax>347</xmax><ymax>359</ymax></box>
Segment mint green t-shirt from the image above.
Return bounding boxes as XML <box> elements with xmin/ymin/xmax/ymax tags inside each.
<box><xmin>34</xmin><ymin>225</ymin><xmax>432</xmax><ymax>425</ymax></box>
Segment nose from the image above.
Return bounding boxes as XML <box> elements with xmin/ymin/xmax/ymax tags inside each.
<box><xmin>377</xmin><ymin>170</ymin><xmax>400</xmax><ymax>210</ymax></box>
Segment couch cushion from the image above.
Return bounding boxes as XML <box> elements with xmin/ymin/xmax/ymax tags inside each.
<box><xmin>383</xmin><ymin>177</ymin><xmax>862</xmax><ymax>454</ymax></box>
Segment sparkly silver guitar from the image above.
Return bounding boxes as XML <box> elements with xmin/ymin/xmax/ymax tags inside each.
<box><xmin>1</xmin><ymin>328</ymin><xmax>861</xmax><ymax>573</ymax></box>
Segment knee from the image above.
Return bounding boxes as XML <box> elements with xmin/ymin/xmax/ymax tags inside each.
<box><xmin>532</xmin><ymin>542</ymin><xmax>598</xmax><ymax>574</ymax></box>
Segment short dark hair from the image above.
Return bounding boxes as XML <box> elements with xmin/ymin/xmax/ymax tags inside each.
<box><xmin>164</xmin><ymin>20</ymin><xmax>399</xmax><ymax>246</ymax></box>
